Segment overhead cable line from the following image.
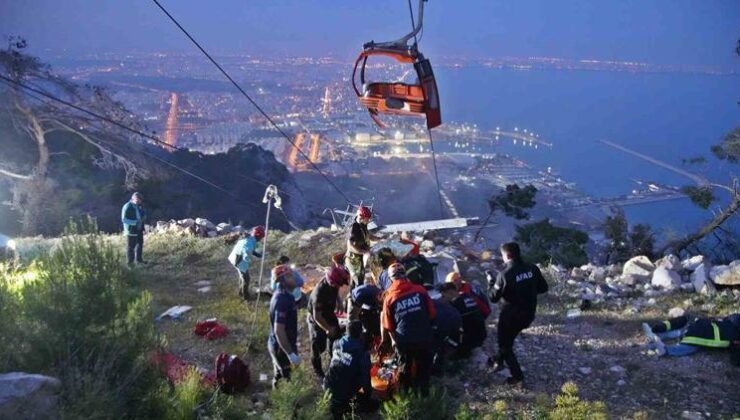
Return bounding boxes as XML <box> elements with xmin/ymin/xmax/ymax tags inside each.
<box><xmin>0</xmin><ymin>75</ymin><xmax>300</xmax><ymax>227</ymax></box>
<box><xmin>151</xmin><ymin>0</ymin><xmax>353</xmax><ymax>205</ymax></box>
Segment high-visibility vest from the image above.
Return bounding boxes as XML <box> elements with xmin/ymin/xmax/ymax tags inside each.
<box><xmin>680</xmin><ymin>318</ymin><xmax>733</xmax><ymax>348</ymax></box>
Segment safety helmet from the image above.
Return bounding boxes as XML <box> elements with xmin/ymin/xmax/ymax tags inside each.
<box><xmin>326</xmin><ymin>266</ymin><xmax>350</xmax><ymax>287</ymax></box>
<box><xmin>388</xmin><ymin>262</ymin><xmax>406</xmax><ymax>280</ymax></box>
<box><xmin>357</xmin><ymin>206</ymin><xmax>372</xmax><ymax>220</ymax></box>
<box><xmin>252</xmin><ymin>225</ymin><xmax>265</xmax><ymax>239</ymax></box>
<box><xmin>445</xmin><ymin>272</ymin><xmax>462</xmax><ymax>285</ymax></box>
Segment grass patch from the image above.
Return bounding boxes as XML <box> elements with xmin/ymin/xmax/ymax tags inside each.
<box><xmin>269</xmin><ymin>366</ymin><xmax>330</xmax><ymax>419</ymax></box>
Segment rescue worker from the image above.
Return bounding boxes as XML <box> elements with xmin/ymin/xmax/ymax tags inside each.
<box><xmin>271</xmin><ymin>256</ymin><xmax>305</xmax><ymax>304</ymax></box>
<box><xmin>307</xmin><ymin>265</ymin><xmax>350</xmax><ymax>378</ymax></box>
<box><xmin>268</xmin><ymin>265</ymin><xmax>301</xmax><ymax>388</ymax></box>
<box><xmin>487</xmin><ymin>242</ymin><xmax>548</xmax><ymax>387</ymax></box>
<box><xmin>227</xmin><ymin>226</ymin><xmax>265</xmax><ymax>300</ymax></box>
<box><xmin>374</xmin><ymin>248</ymin><xmax>397</xmax><ymax>291</ymax></box>
<box><xmin>121</xmin><ymin>192</ymin><xmax>146</xmax><ymax>265</ymax></box>
<box><xmin>642</xmin><ymin>313</ymin><xmax>740</xmax><ymax>363</ymax></box>
<box><xmin>323</xmin><ymin>320</ymin><xmax>380</xmax><ymax>419</ymax></box>
<box><xmin>446</xmin><ymin>272</ymin><xmax>491</xmax><ymax>319</ymax></box>
<box><xmin>441</xmin><ymin>281</ymin><xmax>486</xmax><ymax>358</ymax></box>
<box><xmin>350</xmin><ymin>283</ymin><xmax>382</xmax><ymax>346</ymax></box>
<box><xmin>432</xmin><ymin>283</ymin><xmax>463</xmax><ymax>376</ymax></box>
<box><xmin>346</xmin><ymin>206</ymin><xmax>381</xmax><ymax>291</ymax></box>
<box><xmin>381</xmin><ymin>262</ymin><xmax>436</xmax><ymax>395</ymax></box>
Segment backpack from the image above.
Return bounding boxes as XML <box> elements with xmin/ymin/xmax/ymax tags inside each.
<box><xmin>215</xmin><ymin>353</ymin><xmax>250</xmax><ymax>394</ymax></box>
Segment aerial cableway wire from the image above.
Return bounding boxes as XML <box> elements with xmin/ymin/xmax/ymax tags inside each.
<box><xmin>406</xmin><ymin>0</ymin><xmax>445</xmax><ymax>218</ymax></box>
<box><xmin>151</xmin><ymin>0</ymin><xmax>354</xmax><ymax>205</ymax></box>
<box><xmin>0</xmin><ymin>75</ymin><xmax>301</xmax><ymax>228</ymax></box>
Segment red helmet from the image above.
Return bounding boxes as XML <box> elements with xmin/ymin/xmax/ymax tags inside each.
<box><xmin>327</xmin><ymin>266</ymin><xmax>350</xmax><ymax>287</ymax></box>
<box><xmin>388</xmin><ymin>262</ymin><xmax>406</xmax><ymax>280</ymax></box>
<box><xmin>357</xmin><ymin>206</ymin><xmax>372</xmax><ymax>220</ymax></box>
<box><xmin>252</xmin><ymin>225</ymin><xmax>265</xmax><ymax>239</ymax></box>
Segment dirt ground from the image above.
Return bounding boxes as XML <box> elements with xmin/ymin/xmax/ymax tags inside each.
<box><xmin>141</xmin><ymin>232</ymin><xmax>740</xmax><ymax>419</ymax></box>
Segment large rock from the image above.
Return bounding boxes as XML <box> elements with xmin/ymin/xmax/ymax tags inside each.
<box><xmin>622</xmin><ymin>256</ymin><xmax>655</xmax><ymax>278</ymax></box>
<box><xmin>195</xmin><ymin>218</ymin><xmax>216</xmax><ymax>230</ymax></box>
<box><xmin>0</xmin><ymin>372</ymin><xmax>61</xmax><ymax>420</ymax></box>
<box><xmin>711</xmin><ymin>264</ymin><xmax>740</xmax><ymax>286</ymax></box>
<box><xmin>681</xmin><ymin>255</ymin><xmax>705</xmax><ymax>272</ymax></box>
<box><xmin>178</xmin><ymin>218</ymin><xmax>196</xmax><ymax>228</ymax></box>
<box><xmin>588</xmin><ymin>267</ymin><xmax>607</xmax><ymax>283</ymax></box>
<box><xmin>656</xmin><ymin>254</ymin><xmax>680</xmax><ymax>271</ymax></box>
<box><xmin>651</xmin><ymin>267</ymin><xmax>681</xmax><ymax>289</ymax></box>
<box><xmin>690</xmin><ymin>263</ymin><xmax>716</xmax><ymax>295</ymax></box>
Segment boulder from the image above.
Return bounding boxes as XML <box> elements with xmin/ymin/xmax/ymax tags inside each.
<box><xmin>681</xmin><ymin>255</ymin><xmax>705</xmax><ymax>272</ymax></box>
<box><xmin>216</xmin><ymin>223</ymin><xmax>234</xmax><ymax>234</ymax></box>
<box><xmin>668</xmin><ymin>307</ymin><xmax>686</xmax><ymax>318</ymax></box>
<box><xmin>420</xmin><ymin>240</ymin><xmax>436</xmax><ymax>252</ymax></box>
<box><xmin>711</xmin><ymin>264</ymin><xmax>740</xmax><ymax>286</ymax></box>
<box><xmin>588</xmin><ymin>267</ymin><xmax>607</xmax><ymax>283</ymax></box>
<box><xmin>622</xmin><ymin>256</ymin><xmax>655</xmax><ymax>278</ymax></box>
<box><xmin>656</xmin><ymin>254</ymin><xmax>680</xmax><ymax>271</ymax></box>
<box><xmin>178</xmin><ymin>218</ymin><xmax>196</xmax><ymax>228</ymax></box>
<box><xmin>651</xmin><ymin>267</ymin><xmax>681</xmax><ymax>289</ymax></box>
<box><xmin>570</xmin><ymin>267</ymin><xmax>586</xmax><ymax>280</ymax></box>
<box><xmin>618</xmin><ymin>274</ymin><xmax>638</xmax><ymax>287</ymax></box>
<box><xmin>690</xmin><ymin>264</ymin><xmax>716</xmax><ymax>295</ymax></box>
<box><xmin>195</xmin><ymin>218</ymin><xmax>216</xmax><ymax>230</ymax></box>
<box><xmin>207</xmin><ymin>231</ymin><xmax>217</xmax><ymax>238</ymax></box>
<box><xmin>0</xmin><ymin>372</ymin><xmax>61</xmax><ymax>420</ymax></box>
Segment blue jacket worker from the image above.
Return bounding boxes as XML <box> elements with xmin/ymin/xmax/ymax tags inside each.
<box><xmin>121</xmin><ymin>192</ymin><xmax>146</xmax><ymax>265</ymax></box>
<box><xmin>432</xmin><ymin>283</ymin><xmax>463</xmax><ymax>375</ymax></box>
<box><xmin>228</xmin><ymin>226</ymin><xmax>265</xmax><ymax>299</ymax></box>
<box><xmin>324</xmin><ymin>320</ymin><xmax>380</xmax><ymax>420</ymax></box>
<box><xmin>267</xmin><ymin>265</ymin><xmax>301</xmax><ymax>388</ymax></box>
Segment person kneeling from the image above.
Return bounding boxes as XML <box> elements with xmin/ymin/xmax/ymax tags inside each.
<box><xmin>324</xmin><ymin>321</ymin><xmax>380</xmax><ymax>419</ymax></box>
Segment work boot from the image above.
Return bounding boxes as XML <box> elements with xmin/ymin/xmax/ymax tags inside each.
<box><xmin>504</xmin><ymin>377</ymin><xmax>523</xmax><ymax>388</ymax></box>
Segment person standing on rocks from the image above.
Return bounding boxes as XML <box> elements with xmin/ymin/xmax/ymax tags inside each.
<box><xmin>121</xmin><ymin>192</ymin><xmax>147</xmax><ymax>265</ymax></box>
<box><xmin>307</xmin><ymin>266</ymin><xmax>349</xmax><ymax>379</ymax></box>
<box><xmin>268</xmin><ymin>265</ymin><xmax>301</xmax><ymax>388</ymax></box>
<box><xmin>228</xmin><ymin>226</ymin><xmax>265</xmax><ymax>299</ymax></box>
<box><xmin>487</xmin><ymin>241</ymin><xmax>549</xmax><ymax>387</ymax></box>
<box><xmin>346</xmin><ymin>206</ymin><xmax>381</xmax><ymax>290</ymax></box>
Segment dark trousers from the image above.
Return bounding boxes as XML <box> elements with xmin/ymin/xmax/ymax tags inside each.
<box><xmin>307</xmin><ymin>315</ymin><xmax>338</xmax><ymax>377</ymax></box>
<box><xmin>397</xmin><ymin>345</ymin><xmax>433</xmax><ymax>396</ymax></box>
<box><xmin>267</xmin><ymin>342</ymin><xmax>291</xmax><ymax>389</ymax></box>
<box><xmin>495</xmin><ymin>308</ymin><xmax>534</xmax><ymax>380</ymax></box>
<box><xmin>237</xmin><ymin>270</ymin><xmax>250</xmax><ymax>299</ymax></box>
<box><xmin>651</xmin><ymin>315</ymin><xmax>689</xmax><ymax>333</ymax></box>
<box><xmin>127</xmin><ymin>233</ymin><xmax>144</xmax><ymax>263</ymax></box>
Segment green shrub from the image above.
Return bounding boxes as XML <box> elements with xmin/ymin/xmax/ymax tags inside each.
<box><xmin>270</xmin><ymin>366</ymin><xmax>330</xmax><ymax>419</ymax></box>
<box><xmin>550</xmin><ymin>382</ymin><xmax>607</xmax><ymax>420</ymax></box>
<box><xmin>0</xmin><ymin>219</ymin><xmax>163</xmax><ymax>419</ymax></box>
<box><xmin>382</xmin><ymin>387</ymin><xmax>450</xmax><ymax>420</ymax></box>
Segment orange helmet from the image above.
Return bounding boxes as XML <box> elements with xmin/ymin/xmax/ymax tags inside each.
<box><xmin>272</xmin><ymin>265</ymin><xmax>292</xmax><ymax>283</ymax></box>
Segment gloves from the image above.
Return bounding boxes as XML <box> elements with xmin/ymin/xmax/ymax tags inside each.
<box><xmin>485</xmin><ymin>270</ymin><xmax>496</xmax><ymax>285</ymax></box>
<box><xmin>288</xmin><ymin>352</ymin><xmax>301</xmax><ymax>365</ymax></box>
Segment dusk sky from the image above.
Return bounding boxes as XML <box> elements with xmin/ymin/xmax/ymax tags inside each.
<box><xmin>2</xmin><ymin>0</ymin><xmax>739</xmax><ymax>67</ymax></box>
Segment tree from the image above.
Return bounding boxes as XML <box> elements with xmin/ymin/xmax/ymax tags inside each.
<box><xmin>514</xmin><ymin>219</ymin><xmax>589</xmax><ymax>268</ymax></box>
<box><xmin>629</xmin><ymin>224</ymin><xmax>655</xmax><ymax>260</ymax></box>
<box><xmin>474</xmin><ymin>183</ymin><xmax>537</xmax><ymax>241</ymax></box>
<box><xmin>660</xmin><ymin>41</ymin><xmax>740</xmax><ymax>259</ymax></box>
<box><xmin>603</xmin><ymin>211</ymin><xmax>629</xmax><ymax>264</ymax></box>
<box><xmin>0</xmin><ymin>38</ymin><xmax>145</xmax><ymax>234</ymax></box>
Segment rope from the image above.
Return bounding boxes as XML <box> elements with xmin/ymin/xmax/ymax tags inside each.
<box><xmin>427</xmin><ymin>127</ymin><xmax>446</xmax><ymax>218</ymax></box>
<box><xmin>407</xmin><ymin>0</ymin><xmax>420</xmax><ymax>47</ymax></box>
<box><xmin>151</xmin><ymin>0</ymin><xmax>353</xmax><ymax>205</ymax></box>
<box><xmin>244</xmin><ymin>189</ymin><xmax>275</xmax><ymax>355</ymax></box>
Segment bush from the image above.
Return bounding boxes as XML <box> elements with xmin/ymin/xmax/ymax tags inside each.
<box><xmin>550</xmin><ymin>382</ymin><xmax>607</xmax><ymax>420</ymax></box>
<box><xmin>0</xmin><ymin>219</ymin><xmax>163</xmax><ymax>418</ymax></box>
<box><xmin>382</xmin><ymin>387</ymin><xmax>450</xmax><ymax>420</ymax></box>
<box><xmin>270</xmin><ymin>367</ymin><xmax>330</xmax><ymax>419</ymax></box>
